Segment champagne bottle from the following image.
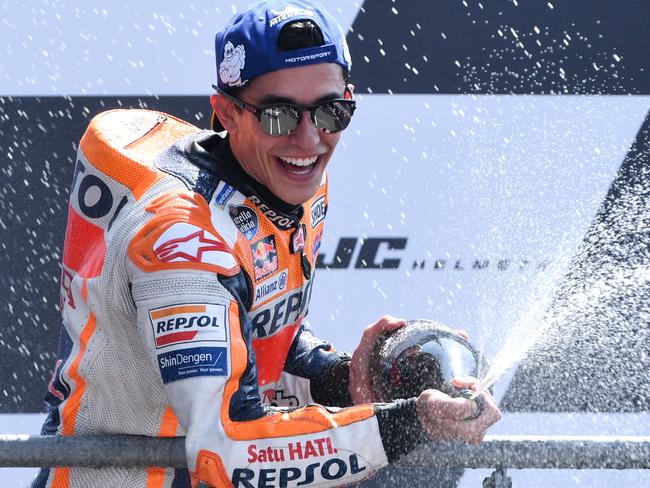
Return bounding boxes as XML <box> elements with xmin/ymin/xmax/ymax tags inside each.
<box><xmin>369</xmin><ymin>319</ymin><xmax>486</xmax><ymax>401</ymax></box>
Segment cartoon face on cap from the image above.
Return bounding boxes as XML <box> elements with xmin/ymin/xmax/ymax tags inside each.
<box><xmin>214</xmin><ymin>0</ymin><xmax>351</xmax><ymax>92</ymax></box>
<box><xmin>224</xmin><ymin>41</ymin><xmax>234</xmax><ymax>59</ymax></box>
<box><xmin>219</xmin><ymin>41</ymin><xmax>247</xmax><ymax>87</ymax></box>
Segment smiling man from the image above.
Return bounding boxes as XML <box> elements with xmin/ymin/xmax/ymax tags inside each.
<box><xmin>33</xmin><ymin>1</ymin><xmax>499</xmax><ymax>487</ymax></box>
<box><xmin>213</xmin><ymin>62</ymin><xmax>345</xmax><ymax>205</ymax></box>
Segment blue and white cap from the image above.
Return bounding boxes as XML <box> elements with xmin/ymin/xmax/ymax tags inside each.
<box><xmin>214</xmin><ymin>0</ymin><xmax>351</xmax><ymax>92</ymax></box>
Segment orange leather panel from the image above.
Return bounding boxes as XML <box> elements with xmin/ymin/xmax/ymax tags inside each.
<box><xmin>80</xmin><ymin>110</ymin><xmax>198</xmax><ymax>200</ymax></box>
<box><xmin>150</xmin><ymin>305</ymin><xmax>206</xmax><ymax>320</ymax></box>
<box><xmin>146</xmin><ymin>406</ymin><xmax>180</xmax><ymax>488</ymax></box>
<box><xmin>50</xmin><ymin>467</ymin><xmax>70</xmax><ymax>488</ymax></box>
<box><xmin>50</xmin><ymin>312</ymin><xmax>99</xmax><ymax>487</ymax></box>
<box><xmin>221</xmin><ymin>302</ymin><xmax>375</xmax><ymax>441</ymax></box>
<box><xmin>193</xmin><ymin>450</ymin><xmax>233</xmax><ymax>488</ymax></box>
<box><xmin>62</xmin><ymin>205</ymin><xmax>105</xmax><ymax>279</ymax></box>
<box><xmin>61</xmin><ymin>313</ymin><xmax>97</xmax><ymax>436</ymax></box>
<box><xmin>252</xmin><ymin>322</ymin><xmax>300</xmax><ymax>386</ymax></box>
<box><xmin>128</xmin><ymin>192</ymin><xmax>240</xmax><ymax>276</ymax></box>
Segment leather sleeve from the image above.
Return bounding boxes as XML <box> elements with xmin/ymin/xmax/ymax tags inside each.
<box><xmin>283</xmin><ymin>323</ymin><xmax>353</xmax><ymax>407</ymax></box>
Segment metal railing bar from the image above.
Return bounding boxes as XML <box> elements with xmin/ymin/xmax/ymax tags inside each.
<box><xmin>0</xmin><ymin>434</ymin><xmax>649</xmax><ymax>470</ymax></box>
<box><xmin>0</xmin><ymin>434</ymin><xmax>185</xmax><ymax>468</ymax></box>
<box><xmin>402</xmin><ymin>435</ymin><xmax>650</xmax><ymax>469</ymax></box>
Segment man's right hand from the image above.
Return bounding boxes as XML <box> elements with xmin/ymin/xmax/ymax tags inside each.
<box><xmin>415</xmin><ymin>377</ymin><xmax>501</xmax><ymax>444</ymax></box>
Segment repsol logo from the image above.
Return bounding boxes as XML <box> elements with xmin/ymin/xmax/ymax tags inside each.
<box><xmin>249</xmin><ymin>195</ymin><xmax>296</xmax><ymax>230</ymax></box>
<box><xmin>310</xmin><ymin>196</ymin><xmax>325</xmax><ymax>228</ymax></box>
<box><xmin>155</xmin><ymin>315</ymin><xmax>220</xmax><ymax>333</ymax></box>
<box><xmin>232</xmin><ymin>453</ymin><xmax>366</xmax><ymax>487</ymax></box>
<box><xmin>251</xmin><ymin>279</ymin><xmax>313</xmax><ymax>338</ymax></box>
<box><xmin>149</xmin><ymin>303</ymin><xmax>227</xmax><ymax>348</ymax></box>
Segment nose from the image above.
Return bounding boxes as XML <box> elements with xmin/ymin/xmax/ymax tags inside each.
<box><xmin>288</xmin><ymin>112</ymin><xmax>320</xmax><ymax>149</ymax></box>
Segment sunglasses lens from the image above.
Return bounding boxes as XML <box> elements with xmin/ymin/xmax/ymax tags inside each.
<box><xmin>258</xmin><ymin>100</ymin><xmax>356</xmax><ymax>136</ymax></box>
<box><xmin>259</xmin><ymin>105</ymin><xmax>300</xmax><ymax>136</ymax></box>
<box><xmin>313</xmin><ymin>101</ymin><xmax>355</xmax><ymax>133</ymax></box>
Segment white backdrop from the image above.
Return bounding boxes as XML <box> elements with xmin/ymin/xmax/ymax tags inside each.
<box><xmin>2</xmin><ymin>1</ymin><xmax>649</xmax><ymax>486</ymax></box>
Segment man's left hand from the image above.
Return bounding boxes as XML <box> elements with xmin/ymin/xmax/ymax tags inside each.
<box><xmin>349</xmin><ymin>315</ymin><xmax>406</xmax><ymax>403</ymax></box>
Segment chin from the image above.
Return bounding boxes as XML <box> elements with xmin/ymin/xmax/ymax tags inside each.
<box><xmin>279</xmin><ymin>188</ymin><xmax>317</xmax><ymax>206</ymax></box>
<box><xmin>273</xmin><ymin>174</ymin><xmax>323</xmax><ymax>205</ymax></box>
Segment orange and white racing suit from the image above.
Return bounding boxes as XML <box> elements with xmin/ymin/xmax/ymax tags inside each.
<box><xmin>32</xmin><ymin>109</ymin><xmax>426</xmax><ymax>488</ymax></box>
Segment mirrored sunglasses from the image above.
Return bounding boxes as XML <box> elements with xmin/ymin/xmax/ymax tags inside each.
<box><xmin>213</xmin><ymin>85</ymin><xmax>356</xmax><ymax>137</ymax></box>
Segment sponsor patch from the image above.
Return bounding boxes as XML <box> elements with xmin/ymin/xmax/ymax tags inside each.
<box><xmin>261</xmin><ymin>387</ymin><xmax>299</xmax><ymax>407</ymax></box>
<box><xmin>253</xmin><ymin>269</ymin><xmax>288</xmax><ymax>306</ymax></box>
<box><xmin>232</xmin><ymin>453</ymin><xmax>366</xmax><ymax>486</ymax></box>
<box><xmin>290</xmin><ymin>224</ymin><xmax>306</xmax><ymax>254</ymax></box>
<box><xmin>310</xmin><ymin>196</ymin><xmax>326</xmax><ymax>228</ymax></box>
<box><xmin>157</xmin><ymin>346</ymin><xmax>228</xmax><ymax>383</ymax></box>
<box><xmin>248</xmin><ymin>435</ymin><xmax>336</xmax><ymax>464</ymax></box>
<box><xmin>214</xmin><ymin>183</ymin><xmax>236</xmax><ymax>208</ymax></box>
<box><xmin>251</xmin><ymin>279</ymin><xmax>313</xmax><ymax>338</ymax></box>
<box><xmin>229</xmin><ymin>205</ymin><xmax>259</xmax><ymax>240</ymax></box>
<box><xmin>149</xmin><ymin>303</ymin><xmax>227</xmax><ymax>349</ymax></box>
<box><xmin>153</xmin><ymin>223</ymin><xmax>233</xmax><ymax>266</ymax></box>
<box><xmin>251</xmin><ymin>235</ymin><xmax>279</xmax><ymax>281</ymax></box>
<box><xmin>249</xmin><ymin>195</ymin><xmax>296</xmax><ymax>230</ymax></box>
<box><xmin>227</xmin><ymin>422</ymin><xmax>379</xmax><ymax>486</ymax></box>
<box><xmin>46</xmin><ymin>359</ymin><xmax>68</xmax><ymax>402</ymax></box>
<box><xmin>312</xmin><ymin>230</ymin><xmax>323</xmax><ymax>261</ymax></box>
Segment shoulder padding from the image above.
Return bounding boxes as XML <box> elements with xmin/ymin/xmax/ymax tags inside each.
<box><xmin>128</xmin><ymin>191</ymin><xmax>240</xmax><ymax>277</ymax></box>
<box><xmin>79</xmin><ymin>109</ymin><xmax>200</xmax><ymax>199</ymax></box>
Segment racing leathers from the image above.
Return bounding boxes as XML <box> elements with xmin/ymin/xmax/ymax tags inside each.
<box><xmin>33</xmin><ymin>109</ymin><xmax>427</xmax><ymax>488</ymax></box>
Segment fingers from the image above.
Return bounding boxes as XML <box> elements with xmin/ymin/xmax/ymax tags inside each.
<box><xmin>457</xmin><ymin>388</ymin><xmax>501</xmax><ymax>442</ymax></box>
<box><xmin>475</xmin><ymin>387</ymin><xmax>501</xmax><ymax>426</ymax></box>
<box><xmin>416</xmin><ymin>385</ymin><xmax>502</xmax><ymax>444</ymax></box>
<box><xmin>361</xmin><ymin>315</ymin><xmax>406</xmax><ymax>346</ymax></box>
<box><xmin>450</xmin><ymin>376</ymin><xmax>479</xmax><ymax>390</ymax></box>
<box><xmin>349</xmin><ymin>316</ymin><xmax>406</xmax><ymax>404</ymax></box>
<box><xmin>418</xmin><ymin>389</ymin><xmax>478</xmax><ymax>420</ymax></box>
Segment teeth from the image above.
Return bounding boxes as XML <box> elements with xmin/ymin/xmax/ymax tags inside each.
<box><xmin>278</xmin><ymin>155</ymin><xmax>318</xmax><ymax>167</ymax></box>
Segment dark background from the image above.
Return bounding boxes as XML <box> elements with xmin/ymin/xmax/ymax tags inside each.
<box><xmin>1</xmin><ymin>0</ymin><xmax>649</xmax><ymax>419</ymax></box>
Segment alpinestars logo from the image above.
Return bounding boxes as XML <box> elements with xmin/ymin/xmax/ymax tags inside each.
<box><xmin>154</xmin><ymin>224</ymin><xmax>229</xmax><ymax>263</ymax></box>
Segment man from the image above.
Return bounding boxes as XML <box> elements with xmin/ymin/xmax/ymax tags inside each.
<box><xmin>33</xmin><ymin>1</ymin><xmax>500</xmax><ymax>486</ymax></box>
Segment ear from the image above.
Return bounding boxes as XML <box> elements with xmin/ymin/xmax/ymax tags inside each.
<box><xmin>210</xmin><ymin>93</ymin><xmax>239</xmax><ymax>134</ymax></box>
